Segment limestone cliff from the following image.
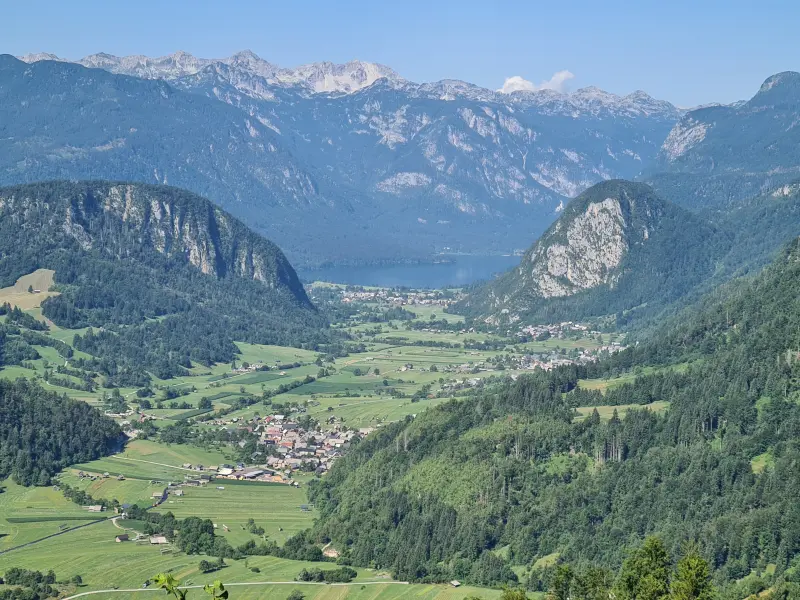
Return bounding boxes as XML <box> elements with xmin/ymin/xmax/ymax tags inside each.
<box><xmin>455</xmin><ymin>180</ymin><xmax>724</xmax><ymax>325</ymax></box>
<box><xmin>0</xmin><ymin>181</ymin><xmax>310</xmax><ymax>305</ymax></box>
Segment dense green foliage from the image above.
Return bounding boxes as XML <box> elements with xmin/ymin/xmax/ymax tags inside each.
<box><xmin>0</xmin><ymin>379</ymin><xmax>121</xmax><ymax>485</ymax></box>
<box><xmin>0</xmin><ymin>180</ymin><xmax>329</xmax><ymax>384</ymax></box>
<box><xmin>295</xmin><ymin>567</ymin><xmax>357</xmax><ymax>583</ymax></box>
<box><xmin>0</xmin><ymin>568</ymin><xmax>59</xmax><ymax>600</ymax></box>
<box><xmin>306</xmin><ymin>238</ymin><xmax>800</xmax><ymax>587</ymax></box>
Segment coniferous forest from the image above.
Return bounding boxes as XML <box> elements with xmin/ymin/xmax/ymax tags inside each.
<box><xmin>0</xmin><ymin>379</ymin><xmax>121</xmax><ymax>485</ymax></box>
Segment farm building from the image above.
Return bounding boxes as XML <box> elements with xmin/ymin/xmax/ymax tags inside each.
<box><xmin>149</xmin><ymin>536</ymin><xmax>169</xmax><ymax>545</ymax></box>
<box><xmin>115</xmin><ymin>534</ymin><xmax>129</xmax><ymax>542</ymax></box>
<box><xmin>172</xmin><ymin>489</ymin><xmax>184</xmax><ymax>497</ymax></box>
<box><xmin>86</xmin><ymin>505</ymin><xmax>105</xmax><ymax>513</ymax></box>
<box><xmin>238</xmin><ymin>468</ymin><xmax>264</xmax><ymax>480</ymax></box>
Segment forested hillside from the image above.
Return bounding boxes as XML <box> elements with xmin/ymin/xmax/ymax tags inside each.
<box><xmin>0</xmin><ymin>379</ymin><xmax>121</xmax><ymax>485</ymax></box>
<box><xmin>0</xmin><ymin>180</ymin><xmax>328</xmax><ymax>385</ymax></box>
<box><xmin>307</xmin><ymin>238</ymin><xmax>800</xmax><ymax>589</ymax></box>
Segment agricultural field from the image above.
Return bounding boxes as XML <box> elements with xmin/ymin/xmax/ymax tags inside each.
<box><xmin>0</xmin><ymin>279</ymin><xmax>649</xmax><ymax>595</ymax></box>
<box><xmin>163</xmin><ymin>480</ymin><xmax>314</xmax><ymax>545</ymax></box>
<box><xmin>70</xmin><ymin>440</ymin><xmax>234</xmax><ymax>483</ymax></box>
<box><xmin>0</xmin><ymin>268</ymin><xmax>58</xmax><ymax>310</ymax></box>
<box><xmin>1</xmin><ymin>277</ymin><xmax>620</xmax><ymax>432</ymax></box>
<box><xmin>0</xmin><ymin>480</ymin><xmax>99</xmax><ymax>551</ymax></box>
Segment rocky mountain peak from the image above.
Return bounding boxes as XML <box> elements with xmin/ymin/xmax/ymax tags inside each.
<box><xmin>18</xmin><ymin>52</ymin><xmax>65</xmax><ymax>63</ymax></box>
<box><xmin>518</xmin><ymin>180</ymin><xmax>663</xmax><ymax>298</ymax></box>
<box><xmin>749</xmin><ymin>71</ymin><xmax>800</xmax><ymax>107</ymax></box>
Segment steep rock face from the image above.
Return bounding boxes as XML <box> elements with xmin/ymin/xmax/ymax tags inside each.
<box><xmin>513</xmin><ymin>181</ymin><xmax>663</xmax><ymax>300</ymax></box>
<box><xmin>0</xmin><ymin>181</ymin><xmax>309</xmax><ymax>303</ymax></box>
<box><xmin>647</xmin><ymin>71</ymin><xmax>800</xmax><ymax>209</ymax></box>
<box><xmin>455</xmin><ymin>180</ymin><xmax>725</xmax><ymax>325</ymax></box>
<box><xmin>531</xmin><ymin>198</ymin><xmax>628</xmax><ymax>297</ymax></box>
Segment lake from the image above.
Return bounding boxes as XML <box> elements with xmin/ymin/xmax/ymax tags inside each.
<box><xmin>298</xmin><ymin>255</ymin><xmax>520</xmax><ymax>289</ymax></box>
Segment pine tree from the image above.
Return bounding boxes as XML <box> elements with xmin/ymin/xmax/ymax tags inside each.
<box><xmin>615</xmin><ymin>537</ymin><xmax>671</xmax><ymax>600</ymax></box>
<box><xmin>671</xmin><ymin>547</ymin><xmax>714</xmax><ymax>600</ymax></box>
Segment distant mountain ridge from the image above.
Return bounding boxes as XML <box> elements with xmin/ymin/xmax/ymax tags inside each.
<box><xmin>18</xmin><ymin>50</ymin><xmax>404</xmax><ymax>95</ymax></box>
<box><xmin>7</xmin><ymin>51</ymin><xmax>683</xmax><ymax>265</ymax></box>
<box><xmin>646</xmin><ymin>70</ymin><xmax>800</xmax><ymax>209</ymax></box>
<box><xmin>17</xmin><ymin>50</ymin><xmax>680</xmax><ymax>116</ymax></box>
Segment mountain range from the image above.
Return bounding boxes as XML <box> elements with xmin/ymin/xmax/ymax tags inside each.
<box><xmin>7</xmin><ymin>51</ymin><xmax>683</xmax><ymax>265</ymax></box>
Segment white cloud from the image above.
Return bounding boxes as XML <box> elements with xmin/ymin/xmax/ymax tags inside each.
<box><xmin>498</xmin><ymin>70</ymin><xmax>575</xmax><ymax>94</ymax></box>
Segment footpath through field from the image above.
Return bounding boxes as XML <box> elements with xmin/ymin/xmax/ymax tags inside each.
<box><xmin>63</xmin><ymin>580</ymin><xmax>410</xmax><ymax>600</ymax></box>
<box><xmin>108</xmin><ymin>455</ymin><xmax>198</xmax><ymax>472</ymax></box>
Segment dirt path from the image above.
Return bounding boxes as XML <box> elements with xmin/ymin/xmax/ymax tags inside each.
<box><xmin>109</xmin><ymin>456</ymin><xmax>197</xmax><ymax>472</ymax></box>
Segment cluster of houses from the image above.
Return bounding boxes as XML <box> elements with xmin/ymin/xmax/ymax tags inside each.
<box><xmin>256</xmin><ymin>415</ymin><xmax>374</xmax><ymax>476</ymax></box>
<box><xmin>137</xmin><ymin>416</ymin><xmax>376</xmax><ymax>483</ymax></box>
<box><xmin>338</xmin><ymin>287</ymin><xmax>457</xmax><ymax>308</ymax></box>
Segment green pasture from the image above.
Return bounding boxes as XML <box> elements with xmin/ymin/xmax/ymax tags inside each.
<box><xmin>161</xmin><ymin>480</ymin><xmax>314</xmax><ymax>545</ymax></box>
<box><xmin>0</xmin><ymin>480</ymin><xmax>98</xmax><ymax>550</ymax></box>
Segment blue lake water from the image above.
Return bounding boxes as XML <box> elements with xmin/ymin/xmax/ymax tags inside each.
<box><xmin>298</xmin><ymin>255</ymin><xmax>521</xmax><ymax>289</ymax></box>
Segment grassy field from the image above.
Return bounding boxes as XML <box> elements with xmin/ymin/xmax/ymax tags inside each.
<box><xmin>58</xmin><ymin>473</ymin><xmax>169</xmax><ymax>508</ymax></box>
<box><xmin>0</xmin><ymin>268</ymin><xmax>57</xmax><ymax>311</ymax></box>
<box><xmin>64</xmin><ymin>440</ymin><xmax>315</xmax><ymax>546</ymax></box>
<box><xmin>163</xmin><ymin>480</ymin><xmax>314</xmax><ymax>545</ymax></box>
<box><xmin>0</xmin><ymin>480</ymin><xmax>99</xmax><ymax>550</ymax></box>
<box><xmin>72</xmin><ymin>440</ymin><xmax>234</xmax><ymax>482</ymax></box>
<box><xmin>573</xmin><ymin>401</ymin><xmax>670</xmax><ymax>421</ymax></box>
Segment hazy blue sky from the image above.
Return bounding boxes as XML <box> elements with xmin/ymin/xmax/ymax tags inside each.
<box><xmin>4</xmin><ymin>0</ymin><xmax>796</xmax><ymax>106</ymax></box>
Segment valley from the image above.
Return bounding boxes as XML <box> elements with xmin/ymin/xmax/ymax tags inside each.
<box><xmin>0</xmin><ymin>274</ymin><xmax>619</xmax><ymax>598</ymax></box>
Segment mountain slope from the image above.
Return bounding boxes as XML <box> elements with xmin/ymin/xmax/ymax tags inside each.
<box><xmin>304</xmin><ymin>237</ymin><xmax>800</xmax><ymax>586</ymax></box>
<box><xmin>455</xmin><ymin>180</ymin><xmax>727</xmax><ymax>324</ymax></box>
<box><xmin>0</xmin><ymin>180</ymin><xmax>327</xmax><ymax>384</ymax></box>
<box><xmin>647</xmin><ymin>71</ymin><xmax>800</xmax><ymax>208</ymax></box>
<box><xmin>9</xmin><ymin>52</ymin><xmax>682</xmax><ymax>264</ymax></box>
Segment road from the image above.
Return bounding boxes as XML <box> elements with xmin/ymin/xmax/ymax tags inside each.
<box><xmin>63</xmin><ymin>580</ymin><xmax>409</xmax><ymax>600</ymax></box>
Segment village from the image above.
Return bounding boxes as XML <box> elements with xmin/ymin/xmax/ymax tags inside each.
<box><xmin>339</xmin><ymin>286</ymin><xmax>458</xmax><ymax>308</ymax></box>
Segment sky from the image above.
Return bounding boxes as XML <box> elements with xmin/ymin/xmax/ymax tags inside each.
<box><xmin>3</xmin><ymin>0</ymin><xmax>797</xmax><ymax>107</ymax></box>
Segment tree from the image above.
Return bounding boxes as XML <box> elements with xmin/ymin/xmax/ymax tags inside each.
<box><xmin>615</xmin><ymin>537</ymin><xmax>671</xmax><ymax>600</ymax></box>
<box><xmin>71</xmin><ymin>574</ymin><xmax>83</xmax><ymax>585</ymax></box>
<box><xmin>27</xmin><ymin>285</ymin><xmax>33</xmax><ymax>293</ymax></box>
<box><xmin>287</xmin><ymin>590</ymin><xmax>305</xmax><ymax>600</ymax></box>
<box><xmin>671</xmin><ymin>547</ymin><xmax>714</xmax><ymax>600</ymax></box>
<box><xmin>548</xmin><ymin>565</ymin><xmax>573</xmax><ymax>600</ymax></box>
<box><xmin>198</xmin><ymin>398</ymin><xmax>213</xmax><ymax>410</ymax></box>
<box><xmin>500</xmin><ymin>587</ymin><xmax>528</xmax><ymax>600</ymax></box>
